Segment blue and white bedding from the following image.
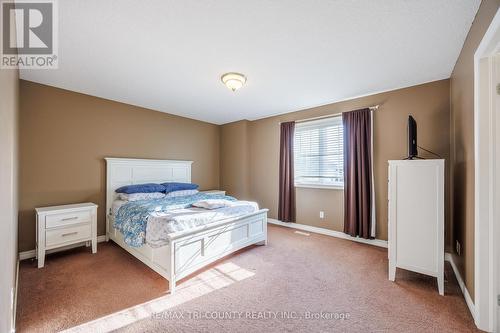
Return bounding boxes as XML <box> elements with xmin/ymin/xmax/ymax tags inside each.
<box><xmin>113</xmin><ymin>193</ymin><xmax>258</xmax><ymax>247</ymax></box>
<box><xmin>146</xmin><ymin>201</ymin><xmax>259</xmax><ymax>248</ymax></box>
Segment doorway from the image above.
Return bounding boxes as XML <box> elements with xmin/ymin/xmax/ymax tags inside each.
<box><xmin>474</xmin><ymin>10</ymin><xmax>500</xmax><ymax>332</ymax></box>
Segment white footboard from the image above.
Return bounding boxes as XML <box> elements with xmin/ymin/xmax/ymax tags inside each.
<box><xmin>107</xmin><ymin>209</ymin><xmax>268</xmax><ymax>293</ymax></box>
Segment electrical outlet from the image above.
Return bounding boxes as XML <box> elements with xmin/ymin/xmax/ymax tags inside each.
<box><xmin>456</xmin><ymin>240</ymin><xmax>461</xmax><ymax>256</ymax></box>
<box><xmin>319</xmin><ymin>211</ymin><xmax>325</xmax><ymax>219</ymax></box>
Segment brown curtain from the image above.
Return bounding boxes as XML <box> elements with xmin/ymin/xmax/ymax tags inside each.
<box><xmin>278</xmin><ymin>121</ymin><xmax>296</xmax><ymax>222</ymax></box>
<box><xmin>343</xmin><ymin>108</ymin><xmax>373</xmax><ymax>239</ymax></box>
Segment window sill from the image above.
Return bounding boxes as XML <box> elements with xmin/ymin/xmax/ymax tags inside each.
<box><xmin>295</xmin><ymin>184</ymin><xmax>344</xmax><ymax>190</ymax></box>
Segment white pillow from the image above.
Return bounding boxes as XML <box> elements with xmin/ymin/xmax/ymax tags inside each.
<box><xmin>192</xmin><ymin>199</ymin><xmax>233</xmax><ymax>210</ymax></box>
<box><xmin>118</xmin><ymin>192</ymin><xmax>165</xmax><ymax>201</ymax></box>
<box><xmin>164</xmin><ymin>189</ymin><xmax>199</xmax><ymax>198</ymax></box>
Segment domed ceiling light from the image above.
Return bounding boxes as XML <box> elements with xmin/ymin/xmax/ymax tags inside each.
<box><xmin>221</xmin><ymin>72</ymin><xmax>247</xmax><ymax>92</ymax></box>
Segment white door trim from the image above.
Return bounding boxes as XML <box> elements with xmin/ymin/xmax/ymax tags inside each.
<box><xmin>474</xmin><ymin>8</ymin><xmax>500</xmax><ymax>332</ymax></box>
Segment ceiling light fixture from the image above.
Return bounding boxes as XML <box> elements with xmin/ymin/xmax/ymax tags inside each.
<box><xmin>221</xmin><ymin>72</ymin><xmax>246</xmax><ymax>92</ymax></box>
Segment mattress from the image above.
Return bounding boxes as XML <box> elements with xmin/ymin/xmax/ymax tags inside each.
<box><xmin>146</xmin><ymin>201</ymin><xmax>259</xmax><ymax>247</ymax></box>
<box><xmin>111</xmin><ymin>194</ymin><xmax>258</xmax><ymax>248</ymax></box>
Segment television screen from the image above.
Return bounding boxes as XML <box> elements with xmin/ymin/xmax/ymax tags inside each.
<box><xmin>408</xmin><ymin>115</ymin><xmax>417</xmax><ymax>159</ymax></box>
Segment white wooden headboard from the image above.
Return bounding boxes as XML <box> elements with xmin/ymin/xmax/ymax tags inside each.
<box><xmin>105</xmin><ymin>157</ymin><xmax>193</xmax><ymax>216</ymax></box>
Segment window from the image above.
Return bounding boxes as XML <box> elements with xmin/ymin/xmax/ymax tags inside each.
<box><xmin>294</xmin><ymin>116</ymin><xmax>344</xmax><ymax>188</ymax></box>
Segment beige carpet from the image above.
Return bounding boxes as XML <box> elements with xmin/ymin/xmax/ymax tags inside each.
<box><xmin>17</xmin><ymin>225</ymin><xmax>478</xmax><ymax>332</ymax></box>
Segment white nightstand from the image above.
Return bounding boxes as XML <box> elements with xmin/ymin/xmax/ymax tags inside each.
<box><xmin>201</xmin><ymin>190</ymin><xmax>226</xmax><ymax>195</ymax></box>
<box><xmin>36</xmin><ymin>202</ymin><xmax>98</xmax><ymax>268</ymax></box>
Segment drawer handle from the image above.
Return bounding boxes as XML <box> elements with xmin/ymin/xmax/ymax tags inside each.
<box><xmin>62</xmin><ymin>231</ymin><xmax>78</xmax><ymax>237</ymax></box>
<box><xmin>61</xmin><ymin>216</ymin><xmax>78</xmax><ymax>221</ymax></box>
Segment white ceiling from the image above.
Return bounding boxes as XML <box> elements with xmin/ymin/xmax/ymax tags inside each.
<box><xmin>20</xmin><ymin>0</ymin><xmax>481</xmax><ymax>125</ymax></box>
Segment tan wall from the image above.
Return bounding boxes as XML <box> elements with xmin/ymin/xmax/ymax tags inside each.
<box><xmin>450</xmin><ymin>0</ymin><xmax>500</xmax><ymax>301</ymax></box>
<box><xmin>223</xmin><ymin>80</ymin><xmax>451</xmax><ymax>242</ymax></box>
<box><xmin>0</xmin><ymin>66</ymin><xmax>19</xmax><ymax>332</ymax></box>
<box><xmin>19</xmin><ymin>80</ymin><xmax>220</xmax><ymax>252</ymax></box>
<box><xmin>220</xmin><ymin>120</ymin><xmax>251</xmax><ymax>199</ymax></box>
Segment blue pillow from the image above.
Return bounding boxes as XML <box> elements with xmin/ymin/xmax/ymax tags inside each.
<box><xmin>115</xmin><ymin>183</ymin><xmax>166</xmax><ymax>194</ymax></box>
<box><xmin>161</xmin><ymin>182</ymin><xmax>199</xmax><ymax>193</ymax></box>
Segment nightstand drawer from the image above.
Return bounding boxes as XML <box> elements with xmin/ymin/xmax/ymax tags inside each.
<box><xmin>46</xmin><ymin>224</ymin><xmax>91</xmax><ymax>247</ymax></box>
<box><xmin>46</xmin><ymin>210</ymin><xmax>92</xmax><ymax>228</ymax></box>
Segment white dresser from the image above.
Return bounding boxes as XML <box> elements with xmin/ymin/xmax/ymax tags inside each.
<box><xmin>36</xmin><ymin>203</ymin><xmax>98</xmax><ymax>268</ymax></box>
<box><xmin>388</xmin><ymin>159</ymin><xmax>444</xmax><ymax>295</ymax></box>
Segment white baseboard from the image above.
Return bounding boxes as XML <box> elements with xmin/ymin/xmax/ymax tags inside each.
<box><xmin>444</xmin><ymin>252</ymin><xmax>476</xmax><ymax>321</ymax></box>
<box><xmin>268</xmin><ymin>218</ymin><xmax>388</xmax><ymax>248</ymax></box>
<box><xmin>18</xmin><ymin>235</ymin><xmax>107</xmax><ymax>261</ymax></box>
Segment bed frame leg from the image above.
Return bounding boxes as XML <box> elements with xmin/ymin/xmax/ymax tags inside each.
<box><xmin>169</xmin><ymin>242</ymin><xmax>176</xmax><ymax>294</ymax></box>
<box><xmin>256</xmin><ymin>239</ymin><xmax>267</xmax><ymax>246</ymax></box>
<box><xmin>169</xmin><ymin>278</ymin><xmax>176</xmax><ymax>294</ymax></box>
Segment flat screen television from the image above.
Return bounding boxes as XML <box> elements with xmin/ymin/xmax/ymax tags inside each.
<box><xmin>408</xmin><ymin>115</ymin><xmax>418</xmax><ymax>159</ymax></box>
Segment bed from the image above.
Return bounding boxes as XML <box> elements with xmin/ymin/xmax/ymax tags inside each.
<box><xmin>105</xmin><ymin>157</ymin><xmax>268</xmax><ymax>293</ymax></box>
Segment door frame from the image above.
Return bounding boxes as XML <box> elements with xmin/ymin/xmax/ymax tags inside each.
<box><xmin>474</xmin><ymin>8</ymin><xmax>500</xmax><ymax>332</ymax></box>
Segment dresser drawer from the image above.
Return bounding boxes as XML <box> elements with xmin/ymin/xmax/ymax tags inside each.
<box><xmin>46</xmin><ymin>224</ymin><xmax>91</xmax><ymax>247</ymax></box>
<box><xmin>46</xmin><ymin>210</ymin><xmax>92</xmax><ymax>228</ymax></box>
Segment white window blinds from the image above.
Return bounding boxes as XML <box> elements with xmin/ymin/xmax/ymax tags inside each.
<box><xmin>294</xmin><ymin>116</ymin><xmax>344</xmax><ymax>188</ymax></box>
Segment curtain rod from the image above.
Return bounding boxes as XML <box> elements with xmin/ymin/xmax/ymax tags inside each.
<box><xmin>279</xmin><ymin>105</ymin><xmax>379</xmax><ymax>124</ymax></box>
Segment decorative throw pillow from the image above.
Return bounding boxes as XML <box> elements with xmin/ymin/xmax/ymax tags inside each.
<box><xmin>118</xmin><ymin>192</ymin><xmax>166</xmax><ymax>201</ymax></box>
<box><xmin>164</xmin><ymin>189</ymin><xmax>199</xmax><ymax>198</ymax></box>
<box><xmin>115</xmin><ymin>183</ymin><xmax>165</xmax><ymax>194</ymax></box>
<box><xmin>161</xmin><ymin>182</ymin><xmax>199</xmax><ymax>193</ymax></box>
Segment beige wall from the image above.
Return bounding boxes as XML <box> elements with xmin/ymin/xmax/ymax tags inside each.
<box><xmin>222</xmin><ymin>79</ymin><xmax>451</xmax><ymax>242</ymax></box>
<box><xmin>450</xmin><ymin>0</ymin><xmax>500</xmax><ymax>301</ymax></box>
<box><xmin>220</xmin><ymin>120</ymin><xmax>251</xmax><ymax>199</ymax></box>
<box><xmin>0</xmin><ymin>67</ymin><xmax>19</xmax><ymax>332</ymax></box>
<box><xmin>19</xmin><ymin>80</ymin><xmax>220</xmax><ymax>252</ymax></box>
